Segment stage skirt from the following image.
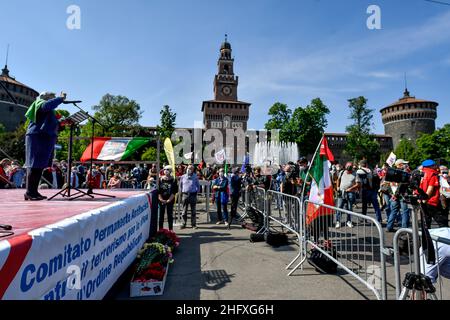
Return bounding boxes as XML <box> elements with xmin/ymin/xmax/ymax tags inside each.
<box><xmin>25</xmin><ymin>134</ymin><xmax>57</xmax><ymax>169</ymax></box>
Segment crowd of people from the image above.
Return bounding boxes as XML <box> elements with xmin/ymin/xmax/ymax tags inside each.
<box><xmin>0</xmin><ymin>158</ymin><xmax>157</xmax><ymax>191</ymax></box>
<box><xmin>2</xmin><ymin>154</ymin><xmax>449</xmax><ymax>234</ymax></box>
<box><xmin>151</xmin><ymin>156</ymin><xmax>450</xmax><ymax>235</ymax></box>
<box><xmin>331</xmin><ymin>158</ymin><xmax>450</xmax><ymax>231</ymax></box>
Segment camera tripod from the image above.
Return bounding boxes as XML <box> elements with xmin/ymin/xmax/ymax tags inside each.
<box><xmin>399</xmin><ymin>272</ymin><xmax>437</xmax><ymax>300</ymax></box>
<box><xmin>398</xmin><ymin>200</ymin><xmax>437</xmax><ymax>300</ymax></box>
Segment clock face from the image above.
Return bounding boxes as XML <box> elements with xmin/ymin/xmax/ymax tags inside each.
<box><xmin>221</xmin><ymin>86</ymin><xmax>232</xmax><ymax>96</ymax></box>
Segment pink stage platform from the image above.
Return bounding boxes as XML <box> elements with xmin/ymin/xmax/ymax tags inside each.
<box><xmin>0</xmin><ymin>189</ymin><xmax>146</xmax><ymax>240</ymax></box>
<box><xmin>0</xmin><ymin>189</ymin><xmax>154</xmax><ymax>300</ymax></box>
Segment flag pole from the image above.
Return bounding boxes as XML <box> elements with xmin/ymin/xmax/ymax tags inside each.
<box><xmin>300</xmin><ymin>135</ymin><xmax>324</xmax><ymax>203</ymax></box>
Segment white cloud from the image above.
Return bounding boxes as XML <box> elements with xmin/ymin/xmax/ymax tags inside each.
<box><xmin>240</xmin><ymin>10</ymin><xmax>450</xmax><ymax>96</ymax></box>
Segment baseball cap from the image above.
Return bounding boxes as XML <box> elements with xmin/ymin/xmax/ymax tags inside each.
<box><xmin>421</xmin><ymin>159</ymin><xmax>436</xmax><ymax>167</ymax></box>
<box><xmin>163</xmin><ymin>165</ymin><xmax>172</xmax><ymax>171</ymax></box>
<box><xmin>394</xmin><ymin>159</ymin><xmax>409</xmax><ymax>167</ymax></box>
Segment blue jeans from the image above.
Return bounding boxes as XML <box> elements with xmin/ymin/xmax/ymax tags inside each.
<box><xmin>383</xmin><ymin>194</ymin><xmax>391</xmax><ymax>221</ymax></box>
<box><xmin>362</xmin><ymin>189</ymin><xmax>382</xmax><ymax>222</ymax></box>
<box><xmin>216</xmin><ymin>197</ymin><xmax>229</xmax><ymax>222</ymax></box>
<box><xmin>336</xmin><ymin>192</ymin><xmax>356</xmax><ymax>222</ymax></box>
<box><xmin>387</xmin><ymin>198</ymin><xmax>410</xmax><ymax>230</ymax></box>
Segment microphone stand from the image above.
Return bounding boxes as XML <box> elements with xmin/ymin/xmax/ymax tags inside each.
<box><xmin>48</xmin><ymin>114</ymin><xmax>92</xmax><ymax>201</ymax></box>
<box><xmin>69</xmin><ymin>102</ymin><xmax>115</xmax><ymax>200</ymax></box>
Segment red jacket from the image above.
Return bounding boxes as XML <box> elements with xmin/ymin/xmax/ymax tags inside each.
<box><xmin>420</xmin><ymin>167</ymin><xmax>440</xmax><ymax>207</ymax></box>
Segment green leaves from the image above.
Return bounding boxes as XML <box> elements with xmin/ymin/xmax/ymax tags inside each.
<box><xmin>157</xmin><ymin>105</ymin><xmax>177</xmax><ymax>140</ymax></box>
<box><xmin>344</xmin><ymin>96</ymin><xmax>380</xmax><ymax>165</ymax></box>
<box><xmin>264</xmin><ymin>98</ymin><xmax>330</xmax><ymax>156</ymax></box>
<box><xmin>391</xmin><ymin>125</ymin><xmax>450</xmax><ymax>168</ymax></box>
<box><xmin>92</xmin><ymin>94</ymin><xmax>143</xmax><ymax>136</ymax></box>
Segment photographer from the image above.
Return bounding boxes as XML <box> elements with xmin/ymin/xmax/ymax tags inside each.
<box><xmin>336</xmin><ymin>162</ymin><xmax>359</xmax><ymax>228</ymax></box>
<box><xmin>385</xmin><ymin>159</ymin><xmax>411</xmax><ymax>232</ymax></box>
<box><xmin>280</xmin><ymin>164</ymin><xmax>296</xmax><ymax>196</ymax></box>
<box><xmin>420</xmin><ymin>159</ymin><xmax>447</xmax><ymax>228</ymax></box>
<box><xmin>356</xmin><ymin>160</ymin><xmax>382</xmax><ymax>222</ymax></box>
<box><xmin>254</xmin><ymin>167</ymin><xmax>270</xmax><ymax>191</ymax></box>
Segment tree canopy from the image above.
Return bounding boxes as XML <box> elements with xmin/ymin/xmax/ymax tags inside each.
<box><xmin>92</xmin><ymin>94</ymin><xmax>143</xmax><ymax>136</ymax></box>
<box><xmin>157</xmin><ymin>105</ymin><xmax>176</xmax><ymax>140</ymax></box>
<box><xmin>264</xmin><ymin>98</ymin><xmax>330</xmax><ymax>156</ymax></box>
<box><xmin>344</xmin><ymin>96</ymin><xmax>380</xmax><ymax>165</ymax></box>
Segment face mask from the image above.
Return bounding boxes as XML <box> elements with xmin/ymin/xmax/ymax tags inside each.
<box><xmin>219</xmin><ymin>172</ymin><xmax>224</xmax><ymax>177</ymax></box>
<box><xmin>187</xmin><ymin>169</ymin><xmax>193</xmax><ymax>175</ymax></box>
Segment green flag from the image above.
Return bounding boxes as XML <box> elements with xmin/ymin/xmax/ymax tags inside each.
<box><xmin>224</xmin><ymin>160</ymin><xmax>228</xmax><ymax>175</ymax></box>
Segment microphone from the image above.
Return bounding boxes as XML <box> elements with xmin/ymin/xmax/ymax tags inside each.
<box><xmin>63</xmin><ymin>100</ymin><xmax>82</xmax><ymax>104</ymax></box>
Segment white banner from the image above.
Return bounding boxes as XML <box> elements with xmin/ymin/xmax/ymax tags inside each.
<box><xmin>0</xmin><ymin>193</ymin><xmax>151</xmax><ymax>300</ymax></box>
<box><xmin>386</xmin><ymin>152</ymin><xmax>397</xmax><ymax>167</ymax></box>
<box><xmin>215</xmin><ymin>149</ymin><xmax>226</xmax><ymax>164</ymax></box>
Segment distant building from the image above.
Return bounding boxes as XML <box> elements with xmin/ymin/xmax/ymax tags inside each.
<box><xmin>202</xmin><ymin>36</ymin><xmax>251</xmax><ymax>131</ymax></box>
<box><xmin>325</xmin><ymin>133</ymin><xmax>393</xmax><ymax>165</ymax></box>
<box><xmin>380</xmin><ymin>88</ymin><xmax>437</xmax><ymax>149</ymax></box>
<box><xmin>0</xmin><ymin>64</ymin><xmax>38</xmax><ymax>131</ymax></box>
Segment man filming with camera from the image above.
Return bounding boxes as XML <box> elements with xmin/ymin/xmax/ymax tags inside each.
<box><xmin>420</xmin><ymin>159</ymin><xmax>448</xmax><ymax>228</ymax></box>
<box><xmin>385</xmin><ymin>159</ymin><xmax>411</xmax><ymax>232</ymax></box>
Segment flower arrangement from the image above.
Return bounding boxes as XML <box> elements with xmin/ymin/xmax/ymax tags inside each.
<box><xmin>152</xmin><ymin>229</ymin><xmax>180</xmax><ymax>251</ymax></box>
<box><xmin>132</xmin><ymin>231</ymin><xmax>180</xmax><ymax>285</ymax></box>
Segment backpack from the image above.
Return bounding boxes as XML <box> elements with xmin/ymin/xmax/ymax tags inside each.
<box><xmin>358</xmin><ymin>172</ymin><xmax>371</xmax><ymax>190</ymax></box>
<box><xmin>307</xmin><ymin>246</ymin><xmax>338</xmax><ymax>274</ymax></box>
<box><xmin>264</xmin><ymin>231</ymin><xmax>289</xmax><ymax>247</ymax></box>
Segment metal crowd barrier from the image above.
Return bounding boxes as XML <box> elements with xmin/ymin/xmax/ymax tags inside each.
<box><xmin>266</xmin><ymin>190</ymin><xmax>305</xmax><ymax>276</ymax></box>
<box><xmin>238</xmin><ymin>188</ymin><xmax>250</xmax><ymax>221</ymax></box>
<box><xmin>393</xmin><ymin>228</ymin><xmax>450</xmax><ymax>300</ymax></box>
<box><xmin>291</xmin><ymin>200</ymin><xmax>388</xmax><ymax>300</ymax></box>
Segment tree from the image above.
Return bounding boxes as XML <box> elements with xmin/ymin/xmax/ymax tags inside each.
<box><xmin>92</xmin><ymin>94</ymin><xmax>143</xmax><ymax>136</ymax></box>
<box><xmin>288</xmin><ymin>98</ymin><xmax>330</xmax><ymax>156</ymax></box>
<box><xmin>344</xmin><ymin>96</ymin><xmax>380</xmax><ymax>165</ymax></box>
<box><xmin>415</xmin><ymin>124</ymin><xmax>450</xmax><ymax>165</ymax></box>
<box><xmin>157</xmin><ymin>105</ymin><xmax>176</xmax><ymax>140</ymax></box>
<box><xmin>141</xmin><ymin>146</ymin><xmax>167</xmax><ymax>163</ymax></box>
<box><xmin>394</xmin><ymin>139</ymin><xmax>421</xmax><ymax>169</ymax></box>
<box><xmin>0</xmin><ymin>123</ymin><xmax>26</xmax><ymax>163</ymax></box>
<box><xmin>264</xmin><ymin>102</ymin><xmax>292</xmax><ymax>142</ymax></box>
<box><xmin>264</xmin><ymin>99</ymin><xmax>330</xmax><ymax>156</ymax></box>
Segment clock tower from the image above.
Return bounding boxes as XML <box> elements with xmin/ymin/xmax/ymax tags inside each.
<box><xmin>202</xmin><ymin>35</ymin><xmax>251</xmax><ymax>131</ymax></box>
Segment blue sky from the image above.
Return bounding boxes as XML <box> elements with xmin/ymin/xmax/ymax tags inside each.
<box><xmin>2</xmin><ymin>0</ymin><xmax>449</xmax><ymax>134</ymax></box>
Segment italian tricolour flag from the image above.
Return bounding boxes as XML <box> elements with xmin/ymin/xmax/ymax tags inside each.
<box><xmin>306</xmin><ymin>136</ymin><xmax>335</xmax><ymax>225</ymax></box>
<box><xmin>80</xmin><ymin>137</ymin><xmax>150</xmax><ymax>162</ymax></box>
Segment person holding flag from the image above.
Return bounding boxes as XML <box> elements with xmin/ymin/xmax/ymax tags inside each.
<box><xmin>24</xmin><ymin>91</ymin><xmax>67</xmax><ymax>200</ymax></box>
<box><xmin>304</xmin><ymin>136</ymin><xmax>335</xmax><ymax>242</ymax></box>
